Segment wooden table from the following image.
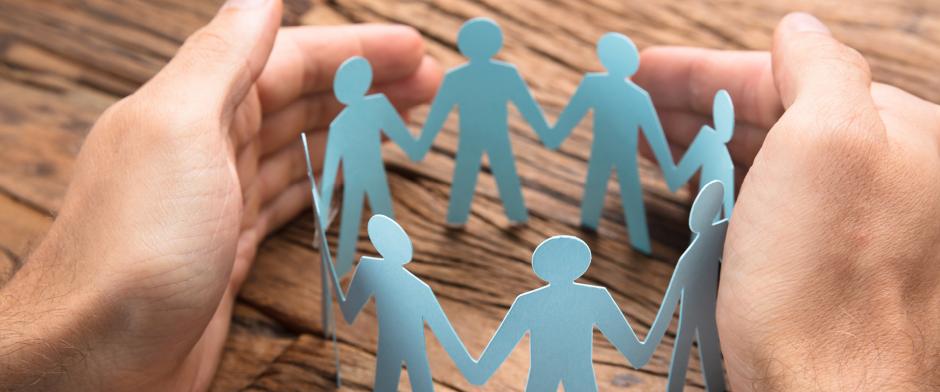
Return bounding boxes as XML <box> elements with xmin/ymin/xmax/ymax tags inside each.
<box><xmin>1</xmin><ymin>1</ymin><xmax>937</xmax><ymax>390</ymax></box>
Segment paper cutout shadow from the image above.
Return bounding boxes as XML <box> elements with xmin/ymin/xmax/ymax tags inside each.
<box><xmin>318</xmin><ymin>56</ymin><xmax>423</xmax><ymax>275</ymax></box>
<box><xmin>413</xmin><ymin>17</ymin><xmax>551</xmax><ymax>225</ymax></box>
<box><xmin>547</xmin><ymin>32</ymin><xmax>675</xmax><ymax>254</ymax></box>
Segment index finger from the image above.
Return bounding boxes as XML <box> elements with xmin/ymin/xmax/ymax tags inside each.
<box><xmin>257</xmin><ymin>24</ymin><xmax>428</xmax><ymax>114</ymax></box>
<box><xmin>634</xmin><ymin>47</ymin><xmax>784</xmax><ymax>129</ymax></box>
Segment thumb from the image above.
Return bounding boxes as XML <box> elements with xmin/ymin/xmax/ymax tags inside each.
<box><xmin>772</xmin><ymin>13</ymin><xmax>876</xmax><ymax>114</ymax></box>
<box><xmin>145</xmin><ymin>0</ymin><xmax>282</xmax><ymax>116</ymax></box>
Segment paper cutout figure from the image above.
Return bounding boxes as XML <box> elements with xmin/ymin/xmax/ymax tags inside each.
<box><xmin>666</xmin><ymin>90</ymin><xmax>735</xmax><ymax>219</ymax></box>
<box><xmin>319</xmin><ymin>56</ymin><xmax>422</xmax><ymax>275</ymax></box>
<box><xmin>466</xmin><ymin>235</ymin><xmax>656</xmax><ymax>390</ymax></box>
<box><xmin>413</xmin><ymin>17</ymin><xmax>551</xmax><ymax>225</ymax></box>
<box><xmin>642</xmin><ymin>180</ymin><xmax>728</xmax><ymax>391</ymax></box>
<box><xmin>307</xmin><ymin>135</ymin><xmax>474</xmax><ymax>391</ymax></box>
<box><xmin>547</xmin><ymin>33</ymin><xmax>675</xmax><ymax>254</ymax></box>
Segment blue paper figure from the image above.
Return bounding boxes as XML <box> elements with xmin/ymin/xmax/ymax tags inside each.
<box><xmin>642</xmin><ymin>180</ymin><xmax>728</xmax><ymax>391</ymax></box>
<box><xmin>666</xmin><ymin>90</ymin><xmax>735</xmax><ymax>219</ymax></box>
<box><xmin>466</xmin><ymin>235</ymin><xmax>656</xmax><ymax>390</ymax></box>
<box><xmin>319</xmin><ymin>56</ymin><xmax>423</xmax><ymax>275</ymax></box>
<box><xmin>413</xmin><ymin>17</ymin><xmax>551</xmax><ymax>225</ymax></box>
<box><xmin>546</xmin><ymin>33</ymin><xmax>675</xmax><ymax>254</ymax></box>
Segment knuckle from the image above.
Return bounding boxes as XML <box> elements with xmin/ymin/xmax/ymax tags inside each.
<box><xmin>184</xmin><ymin>27</ymin><xmax>234</xmax><ymax>59</ymax></box>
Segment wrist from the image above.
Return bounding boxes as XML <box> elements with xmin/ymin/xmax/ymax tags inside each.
<box><xmin>0</xmin><ymin>224</ymin><xmax>128</xmax><ymax>390</ymax></box>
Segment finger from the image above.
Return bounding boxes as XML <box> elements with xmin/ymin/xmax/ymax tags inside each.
<box><xmin>772</xmin><ymin>12</ymin><xmax>882</xmax><ymax>136</ymax></box>
<box><xmin>145</xmin><ymin>0</ymin><xmax>281</xmax><ymax>117</ymax></box>
<box><xmin>634</xmin><ymin>47</ymin><xmax>783</xmax><ymax>129</ymax></box>
<box><xmin>257</xmin><ymin>179</ymin><xmax>313</xmax><ymax>237</ymax></box>
<box><xmin>638</xmin><ymin>109</ymin><xmax>768</xmax><ymax>167</ymax></box>
<box><xmin>257</xmin><ymin>24</ymin><xmax>429</xmax><ymax>114</ymax></box>
<box><xmin>259</xmin><ymin>56</ymin><xmax>442</xmax><ymax>156</ymax></box>
<box><xmin>257</xmin><ymin>130</ymin><xmax>326</xmax><ymax>207</ymax></box>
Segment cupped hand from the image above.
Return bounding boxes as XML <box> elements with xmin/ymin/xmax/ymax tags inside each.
<box><xmin>635</xmin><ymin>13</ymin><xmax>940</xmax><ymax>390</ymax></box>
<box><xmin>0</xmin><ymin>1</ymin><xmax>440</xmax><ymax>390</ymax></box>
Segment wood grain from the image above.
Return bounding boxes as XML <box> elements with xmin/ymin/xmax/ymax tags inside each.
<box><xmin>0</xmin><ymin>0</ymin><xmax>937</xmax><ymax>391</ymax></box>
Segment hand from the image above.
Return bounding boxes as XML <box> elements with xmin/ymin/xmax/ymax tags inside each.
<box><xmin>635</xmin><ymin>13</ymin><xmax>940</xmax><ymax>390</ymax></box>
<box><xmin>0</xmin><ymin>1</ymin><xmax>439</xmax><ymax>390</ymax></box>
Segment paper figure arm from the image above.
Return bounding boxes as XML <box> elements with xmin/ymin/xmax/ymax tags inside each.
<box><xmin>378</xmin><ymin>95</ymin><xmax>421</xmax><ymax>160</ymax></box>
<box><xmin>594</xmin><ymin>288</ymin><xmax>646</xmax><ymax>368</ymax></box>
<box><xmin>333</xmin><ymin>257</ymin><xmax>377</xmax><ymax>324</ymax></box>
<box><xmin>508</xmin><ymin>68</ymin><xmax>551</xmax><ymax>144</ymax></box>
<box><xmin>319</xmin><ymin>125</ymin><xmax>343</xmax><ymax>215</ymax></box>
<box><xmin>414</xmin><ymin>76</ymin><xmax>457</xmax><ymax>161</ymax></box>
<box><xmin>638</xmin><ymin>93</ymin><xmax>677</xmax><ymax>183</ymax></box>
<box><xmin>547</xmin><ymin>78</ymin><xmax>590</xmax><ymax>149</ymax></box>
<box><xmin>472</xmin><ymin>297</ymin><xmax>528</xmax><ymax>385</ymax></box>
<box><xmin>669</xmin><ymin>129</ymin><xmax>708</xmax><ymax>192</ymax></box>
<box><xmin>633</xmin><ymin>273</ymin><xmax>682</xmax><ymax>367</ymax></box>
<box><xmin>423</xmin><ymin>290</ymin><xmax>478</xmax><ymax>380</ymax></box>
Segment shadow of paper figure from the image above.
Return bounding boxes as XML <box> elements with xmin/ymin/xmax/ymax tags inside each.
<box><xmin>319</xmin><ymin>56</ymin><xmax>423</xmax><ymax>275</ymax></box>
<box><xmin>667</xmin><ymin>90</ymin><xmax>736</xmax><ymax>219</ymax></box>
<box><xmin>547</xmin><ymin>33</ymin><xmax>676</xmax><ymax>254</ymax></box>
<box><xmin>413</xmin><ymin>17</ymin><xmax>551</xmax><ymax>226</ymax></box>
<box><xmin>466</xmin><ymin>235</ymin><xmax>654</xmax><ymax>391</ymax></box>
<box><xmin>642</xmin><ymin>180</ymin><xmax>728</xmax><ymax>391</ymax></box>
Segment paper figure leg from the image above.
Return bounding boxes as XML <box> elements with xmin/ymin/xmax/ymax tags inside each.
<box><xmin>524</xmin><ymin>368</ymin><xmax>562</xmax><ymax>392</ymax></box>
<box><xmin>374</xmin><ymin>345</ymin><xmax>404</xmax><ymax>392</ymax></box>
<box><xmin>580</xmin><ymin>157</ymin><xmax>612</xmax><ymax>230</ymax></box>
<box><xmin>617</xmin><ymin>166</ymin><xmax>651</xmax><ymax>254</ymax></box>
<box><xmin>560</xmin><ymin>364</ymin><xmax>599</xmax><ymax>392</ymax></box>
<box><xmin>404</xmin><ymin>352</ymin><xmax>435</xmax><ymax>392</ymax></box>
<box><xmin>696</xmin><ymin>322</ymin><xmax>726</xmax><ymax>392</ymax></box>
<box><xmin>487</xmin><ymin>142</ymin><xmax>528</xmax><ymax>223</ymax></box>
<box><xmin>366</xmin><ymin>179</ymin><xmax>395</xmax><ymax>218</ymax></box>
<box><xmin>721</xmin><ymin>176</ymin><xmax>734</xmax><ymax>220</ymax></box>
<box><xmin>666</xmin><ymin>320</ymin><xmax>695</xmax><ymax>392</ymax></box>
<box><xmin>446</xmin><ymin>149</ymin><xmax>483</xmax><ymax>225</ymax></box>
<box><xmin>336</xmin><ymin>187</ymin><xmax>365</xmax><ymax>276</ymax></box>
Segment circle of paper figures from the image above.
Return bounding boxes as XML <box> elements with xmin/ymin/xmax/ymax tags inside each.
<box><xmin>303</xmin><ymin>15</ymin><xmax>737</xmax><ymax>392</ymax></box>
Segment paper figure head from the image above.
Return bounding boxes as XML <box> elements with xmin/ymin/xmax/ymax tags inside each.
<box><xmin>713</xmin><ymin>89</ymin><xmax>734</xmax><ymax>143</ymax></box>
<box><xmin>368</xmin><ymin>214</ymin><xmax>413</xmax><ymax>264</ymax></box>
<box><xmin>690</xmin><ymin>180</ymin><xmax>725</xmax><ymax>232</ymax></box>
<box><xmin>597</xmin><ymin>32</ymin><xmax>639</xmax><ymax>78</ymax></box>
<box><xmin>532</xmin><ymin>235</ymin><xmax>591</xmax><ymax>284</ymax></box>
<box><xmin>458</xmin><ymin>17</ymin><xmax>503</xmax><ymax>61</ymax></box>
<box><xmin>334</xmin><ymin>56</ymin><xmax>373</xmax><ymax>104</ymax></box>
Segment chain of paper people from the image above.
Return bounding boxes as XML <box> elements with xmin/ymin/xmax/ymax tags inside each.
<box><xmin>302</xmin><ymin>16</ymin><xmax>736</xmax><ymax>392</ymax></box>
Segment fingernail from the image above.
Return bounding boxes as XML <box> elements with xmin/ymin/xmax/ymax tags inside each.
<box><xmin>786</xmin><ymin>12</ymin><xmax>830</xmax><ymax>34</ymax></box>
<box><xmin>223</xmin><ymin>0</ymin><xmax>267</xmax><ymax>10</ymax></box>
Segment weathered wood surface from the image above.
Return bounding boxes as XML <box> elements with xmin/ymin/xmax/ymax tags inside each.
<box><xmin>0</xmin><ymin>0</ymin><xmax>937</xmax><ymax>390</ymax></box>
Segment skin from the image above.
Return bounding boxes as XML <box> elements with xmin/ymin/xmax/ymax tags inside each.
<box><xmin>0</xmin><ymin>0</ymin><xmax>441</xmax><ymax>390</ymax></box>
<box><xmin>0</xmin><ymin>2</ymin><xmax>937</xmax><ymax>391</ymax></box>
<box><xmin>634</xmin><ymin>12</ymin><xmax>940</xmax><ymax>391</ymax></box>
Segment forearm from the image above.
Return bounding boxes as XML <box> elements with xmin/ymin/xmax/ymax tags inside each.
<box><xmin>738</xmin><ymin>326</ymin><xmax>939</xmax><ymax>391</ymax></box>
<box><xmin>0</xmin><ymin>228</ymin><xmax>124</xmax><ymax>390</ymax></box>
